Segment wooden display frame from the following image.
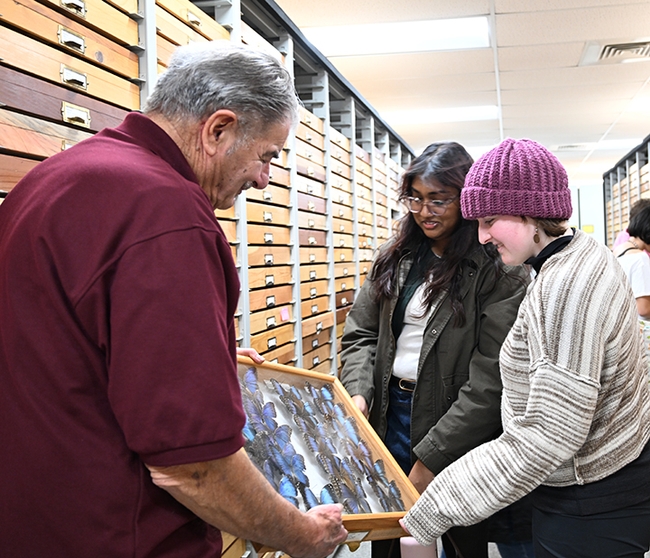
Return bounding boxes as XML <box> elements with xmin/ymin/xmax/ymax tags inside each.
<box><xmin>237</xmin><ymin>356</ymin><xmax>418</xmax><ymax>546</ymax></box>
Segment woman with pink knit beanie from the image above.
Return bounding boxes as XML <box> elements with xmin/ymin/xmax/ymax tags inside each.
<box><xmin>400</xmin><ymin>138</ymin><xmax>650</xmax><ymax>557</ymax></box>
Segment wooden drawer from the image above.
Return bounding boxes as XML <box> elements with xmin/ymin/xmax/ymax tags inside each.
<box><xmin>332</xmin><ymin>217</ymin><xmax>353</xmax><ymax>234</ymax></box>
<box><xmin>247</xmin><ymin>223</ymin><xmax>291</xmax><ymax>246</ymax></box>
<box><xmin>357</xmin><ymin>184</ymin><xmax>372</xmax><ymax>201</ymax></box>
<box><xmin>298</xmin><ymin>192</ymin><xmax>326</xmax><ymax>214</ymax></box>
<box><xmin>302</xmin><ymin>311</ymin><xmax>334</xmax><ymax>336</ymax></box>
<box><xmin>355</xmin><ymin>170</ymin><xmax>372</xmax><ymax>189</ymax></box>
<box><xmin>269</xmin><ymin>163</ymin><xmax>290</xmax><ymax>187</ymax></box>
<box><xmin>331</xmin><ymin>185</ymin><xmax>353</xmax><ymax>206</ymax></box>
<box><xmin>0</xmin><ymin>154</ymin><xmax>40</xmax><ymax>193</ymax></box>
<box><xmin>221</xmin><ymin>537</ymin><xmax>247</xmax><ymax>558</ymax></box>
<box><xmin>246</xmin><ymin>183</ymin><xmax>290</xmax><ymax>206</ymax></box>
<box><xmin>335</xmin><ymin>276</ymin><xmax>354</xmax><ymax>292</ymax></box>
<box><xmin>333</xmin><ymin>232</ymin><xmax>354</xmax><ymax>248</ymax></box>
<box><xmin>300</xmin><ymin>279</ymin><xmax>328</xmax><ymax>301</ymax></box>
<box><xmin>247</xmin><ymin>201</ymin><xmax>290</xmax><ymax>226</ymax></box>
<box><xmin>0</xmin><ymin>25</ymin><xmax>140</xmax><ymax>110</ymax></box>
<box><xmin>249</xmin><ymin>304</ymin><xmax>293</xmax><ymax>335</ymax></box>
<box><xmin>358</xmin><ymin>209</ymin><xmax>374</xmax><ymax>226</ymax></box>
<box><xmin>376</xmin><ymin>215</ymin><xmax>388</xmax><ymax>229</ymax></box>
<box><xmin>156</xmin><ymin>4</ymin><xmax>210</xmax><ymax>46</ymax></box>
<box><xmin>261</xmin><ymin>341</ymin><xmax>296</xmax><ymax>366</ymax></box>
<box><xmin>156</xmin><ymin>33</ymin><xmax>176</xmax><ymax>68</ymax></box>
<box><xmin>250</xmin><ymin>322</ymin><xmax>294</xmax><ymax>353</ymax></box>
<box><xmin>355</xmin><ymin>145</ymin><xmax>371</xmax><ymax>164</ymax></box>
<box><xmin>156</xmin><ymin>0</ymin><xmax>229</xmax><ymax>42</ymax></box>
<box><xmin>377</xmin><ymin>226</ymin><xmax>390</xmax><ymax>242</ymax></box>
<box><xmin>2</xmin><ymin>0</ymin><xmax>139</xmax><ymax>80</ymax></box>
<box><xmin>299</xmin><ymin>228</ymin><xmax>327</xmax><ymax>247</ymax></box>
<box><xmin>336</xmin><ymin>305</ymin><xmax>352</xmax><ymax>327</ymax></box>
<box><xmin>214</xmin><ymin>206</ymin><xmax>235</xmax><ymax>220</ymax></box>
<box><xmin>39</xmin><ymin>0</ymin><xmax>138</xmax><ymax>47</ymax></box>
<box><xmin>334</xmin><ymin>262</ymin><xmax>354</xmax><ymax>279</ymax></box>
<box><xmin>357</xmin><ymin>198</ymin><xmax>372</xmax><ymax>214</ymax></box>
<box><xmin>299</xmin><ymin>263</ymin><xmax>329</xmax><ymax>283</ymax></box>
<box><xmin>336</xmin><ymin>290</ymin><xmax>355</xmax><ymax>308</ymax></box>
<box><xmin>298</xmin><ymin>211</ymin><xmax>328</xmax><ymax>231</ymax></box>
<box><xmin>218</xmin><ymin>219</ymin><xmax>237</xmax><ymax>243</ymax></box>
<box><xmin>376</xmin><ymin>206</ymin><xmax>389</xmax><ymax>220</ymax></box>
<box><xmin>248</xmin><ymin>245</ymin><xmax>291</xmax><ymax>267</ymax></box>
<box><xmin>248</xmin><ymin>265</ymin><xmax>293</xmax><ymax>289</ymax></box>
<box><xmin>336</xmin><ymin>320</ymin><xmax>345</xmax><ymax>339</ymax></box>
<box><xmin>303</xmin><ymin>327</ymin><xmax>332</xmax><ymax>352</ymax></box>
<box><xmin>329</xmin><ymin>141</ymin><xmax>351</xmax><ymax>165</ymax></box>
<box><xmin>0</xmin><ymin>108</ymin><xmax>93</xmax><ymax>158</ymax></box>
<box><xmin>360</xmin><ymin>262</ymin><xmax>371</xmax><ymax>275</ymax></box>
<box><xmin>249</xmin><ymin>284</ymin><xmax>293</xmax><ymax>311</ymax></box>
<box><xmin>329</xmin><ymin>127</ymin><xmax>350</xmax><ymax>151</ymax></box>
<box><xmin>303</xmin><ymin>343</ymin><xmax>331</xmax><ymax>367</ymax></box>
<box><xmin>296</xmin><ymin>121</ymin><xmax>325</xmax><ymax>150</ymax></box>
<box><xmin>299</xmin><ymin>106</ymin><xmax>324</xmax><ymax>135</ymax></box>
<box><xmin>301</xmin><ymin>295</ymin><xmax>330</xmax><ymax>318</ymax></box>
<box><xmin>295</xmin><ymin>174</ymin><xmax>325</xmax><ymax>198</ymax></box>
<box><xmin>331</xmin><ymin>160</ymin><xmax>352</xmax><ymax>180</ymax></box>
<box><xmin>332</xmin><ymin>202</ymin><xmax>353</xmax><ymax>221</ymax></box>
<box><xmin>331</xmin><ymin>174</ymin><xmax>352</xmax><ymax>193</ymax></box>
<box><xmin>296</xmin><ymin>155</ymin><xmax>326</xmax><ymax>183</ymax></box>
<box><xmin>0</xmin><ymin>66</ymin><xmax>127</xmax><ymax>133</ymax></box>
<box><xmin>358</xmin><ymin>224</ymin><xmax>373</xmax><ymax>238</ymax></box>
<box><xmin>334</xmin><ymin>248</ymin><xmax>354</xmax><ymax>263</ymax></box>
<box><xmin>299</xmin><ymin>247</ymin><xmax>328</xmax><ymax>265</ymax></box>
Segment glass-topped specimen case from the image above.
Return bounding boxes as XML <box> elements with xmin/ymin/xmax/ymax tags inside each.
<box><xmin>237</xmin><ymin>356</ymin><xmax>419</xmax><ymax>546</ymax></box>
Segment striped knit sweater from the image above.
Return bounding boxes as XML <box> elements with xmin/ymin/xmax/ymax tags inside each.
<box><xmin>402</xmin><ymin>230</ymin><xmax>650</xmax><ymax>545</ymax></box>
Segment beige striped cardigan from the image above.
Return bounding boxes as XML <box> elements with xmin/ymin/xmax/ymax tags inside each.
<box><xmin>402</xmin><ymin>229</ymin><xmax>650</xmax><ymax>545</ymax></box>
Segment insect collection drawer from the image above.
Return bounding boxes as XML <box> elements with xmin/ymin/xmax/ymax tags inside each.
<box><xmin>237</xmin><ymin>357</ymin><xmax>418</xmax><ymax>547</ymax></box>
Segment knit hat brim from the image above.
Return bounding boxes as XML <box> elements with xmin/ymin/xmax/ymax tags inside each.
<box><xmin>461</xmin><ymin>186</ymin><xmax>573</xmax><ymax>220</ymax></box>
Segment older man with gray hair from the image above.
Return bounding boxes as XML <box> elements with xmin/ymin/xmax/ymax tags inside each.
<box><xmin>0</xmin><ymin>42</ymin><xmax>347</xmax><ymax>557</ymax></box>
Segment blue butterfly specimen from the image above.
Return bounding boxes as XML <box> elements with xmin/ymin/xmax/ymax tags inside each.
<box><xmin>243</xmin><ymin>397</ymin><xmax>278</xmax><ymax>433</ymax></box>
<box><xmin>267</xmin><ymin>377</ymin><xmax>288</xmax><ymax>398</ymax></box>
<box><xmin>241</xmin><ymin>367</ymin><xmax>259</xmax><ymax>396</ymax></box>
<box><xmin>279</xmin><ymin>475</ymin><xmax>299</xmax><ymax>507</ymax></box>
<box><xmin>320</xmin><ymin>483</ymin><xmax>339</xmax><ymax>505</ymax></box>
<box><xmin>334</xmin><ymin>478</ymin><xmax>371</xmax><ymax>514</ymax></box>
<box><xmin>303</xmin><ymin>432</ymin><xmax>337</xmax><ymax>456</ymax></box>
<box><xmin>299</xmin><ymin>485</ymin><xmax>320</xmax><ymax>510</ymax></box>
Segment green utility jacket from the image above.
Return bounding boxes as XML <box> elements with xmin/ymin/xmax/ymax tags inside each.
<box><xmin>340</xmin><ymin>244</ymin><xmax>528</xmax><ymax>475</ymax></box>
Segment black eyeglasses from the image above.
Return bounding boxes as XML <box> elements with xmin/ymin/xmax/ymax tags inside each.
<box><xmin>403</xmin><ymin>196</ymin><xmax>458</xmax><ymax>214</ymax></box>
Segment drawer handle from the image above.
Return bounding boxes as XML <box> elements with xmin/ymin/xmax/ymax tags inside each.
<box><xmin>338</xmin><ymin>209</ymin><xmax>344</xmax><ymax>217</ymax></box>
<box><xmin>309</xmin><ymin>270</ymin><xmax>317</xmax><ymax>280</ymax></box>
<box><xmin>316</xmin><ymin>322</ymin><xmax>323</xmax><ymax>333</ymax></box>
<box><xmin>306</xmin><ymin>132</ymin><xmax>313</xmax><ymax>142</ymax></box>
<box><xmin>60</xmin><ymin>0</ymin><xmax>86</xmax><ymax>16</ymax></box>
<box><xmin>341</xmin><ymin>282</ymin><xmax>347</xmax><ymax>290</ymax></box>
<box><xmin>313</xmin><ymin>356</ymin><xmax>320</xmax><ymax>366</ymax></box>
<box><xmin>265</xmin><ymin>275</ymin><xmax>275</xmax><ymax>286</ymax></box>
<box><xmin>311</xmin><ymin>304</ymin><xmax>318</xmax><ymax>315</ymax></box>
<box><xmin>264</xmin><ymin>233</ymin><xmax>274</xmax><ymax>244</ymax></box>
<box><xmin>263</xmin><ymin>211</ymin><xmax>273</xmax><ymax>222</ymax></box>
<box><xmin>58</xmin><ymin>26</ymin><xmax>86</xmax><ymax>54</ymax></box>
<box><xmin>306</xmin><ymin>151</ymin><xmax>312</xmax><ymax>159</ymax></box>
<box><xmin>187</xmin><ymin>9</ymin><xmax>201</xmax><ymax>26</ymax></box>
<box><xmin>266</xmin><ymin>295</ymin><xmax>276</xmax><ymax>307</ymax></box>
<box><xmin>269</xmin><ymin>170</ymin><xmax>274</xmax><ymax>180</ymax></box>
<box><xmin>342</xmin><ymin>297</ymin><xmax>348</xmax><ymax>305</ymax></box>
<box><xmin>267</xmin><ymin>337</ymin><xmax>277</xmax><ymax>349</ymax></box>
<box><xmin>61</xmin><ymin>140</ymin><xmax>75</xmax><ymax>151</ymax></box>
<box><xmin>339</xmin><ymin>239</ymin><xmax>344</xmax><ymax>247</ymax></box>
<box><xmin>264</xmin><ymin>254</ymin><xmax>274</xmax><ymax>265</ymax></box>
<box><xmin>310</xmin><ymin>287</ymin><xmax>317</xmax><ymax>298</ymax></box>
<box><xmin>308</xmin><ymin>236</ymin><xmax>316</xmax><ymax>245</ymax></box>
<box><xmin>343</xmin><ymin>267</ymin><xmax>349</xmax><ymax>276</ymax></box>
<box><xmin>363</xmin><ymin>266</ymin><xmax>368</xmax><ymax>273</ymax></box>
<box><xmin>339</xmin><ymin>194</ymin><xmax>345</xmax><ymax>203</ymax></box>
<box><xmin>361</xmin><ymin>227</ymin><xmax>367</xmax><ymax>235</ymax></box>
<box><xmin>361</xmin><ymin>216</ymin><xmax>367</xmax><ymax>223</ymax></box>
<box><xmin>309</xmin><ymin>254</ymin><xmax>316</xmax><ymax>262</ymax></box>
<box><xmin>60</xmin><ymin>65</ymin><xmax>88</xmax><ymax>90</ymax></box>
<box><xmin>61</xmin><ymin>101</ymin><xmax>91</xmax><ymax>128</ymax></box>
<box><xmin>340</xmin><ymin>253</ymin><xmax>346</xmax><ymax>261</ymax></box>
<box><xmin>308</xmin><ymin>219</ymin><xmax>315</xmax><ymax>228</ymax></box>
<box><xmin>307</xmin><ymin>167</ymin><xmax>315</xmax><ymax>177</ymax></box>
<box><xmin>339</xmin><ymin>225</ymin><xmax>345</xmax><ymax>231</ymax></box>
<box><xmin>307</xmin><ymin>185</ymin><xmax>314</xmax><ymax>194</ymax></box>
<box><xmin>359</xmin><ymin>191</ymin><xmax>365</xmax><ymax>199</ymax></box>
<box><xmin>308</xmin><ymin>201</ymin><xmax>315</xmax><ymax>211</ymax></box>
<box><xmin>263</xmin><ymin>190</ymin><xmax>273</xmax><ymax>201</ymax></box>
<box><xmin>266</xmin><ymin>316</ymin><xmax>277</xmax><ymax>328</ymax></box>
<box><xmin>312</xmin><ymin>339</ymin><xmax>319</xmax><ymax>349</ymax></box>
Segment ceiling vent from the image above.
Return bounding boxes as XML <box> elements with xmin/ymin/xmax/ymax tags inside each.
<box><xmin>555</xmin><ymin>143</ymin><xmax>591</xmax><ymax>152</ymax></box>
<box><xmin>579</xmin><ymin>39</ymin><xmax>650</xmax><ymax>66</ymax></box>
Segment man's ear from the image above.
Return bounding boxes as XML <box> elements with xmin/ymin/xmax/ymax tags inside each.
<box><xmin>202</xmin><ymin>109</ymin><xmax>238</xmax><ymax>156</ymax></box>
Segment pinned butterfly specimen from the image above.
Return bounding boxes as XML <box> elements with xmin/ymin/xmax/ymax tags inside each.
<box><xmin>240</xmin><ymin>367</ymin><xmax>260</xmax><ymax>396</ymax></box>
<box><xmin>243</xmin><ymin>397</ymin><xmax>278</xmax><ymax>433</ymax></box>
<box><xmin>299</xmin><ymin>485</ymin><xmax>320</xmax><ymax>510</ymax></box>
<box><xmin>320</xmin><ymin>483</ymin><xmax>339</xmax><ymax>505</ymax></box>
<box><xmin>267</xmin><ymin>377</ymin><xmax>288</xmax><ymax>398</ymax></box>
<box><xmin>333</xmin><ymin>478</ymin><xmax>372</xmax><ymax>514</ymax></box>
<box><xmin>303</xmin><ymin>431</ymin><xmax>337</xmax><ymax>457</ymax></box>
<box><xmin>279</xmin><ymin>475</ymin><xmax>299</xmax><ymax>507</ymax></box>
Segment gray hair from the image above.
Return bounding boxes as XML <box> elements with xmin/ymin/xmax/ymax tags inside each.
<box><xmin>144</xmin><ymin>42</ymin><xmax>299</xmax><ymax>134</ymax></box>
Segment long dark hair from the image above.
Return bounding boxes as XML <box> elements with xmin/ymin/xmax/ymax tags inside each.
<box><xmin>370</xmin><ymin>142</ymin><xmax>502</xmax><ymax>326</ymax></box>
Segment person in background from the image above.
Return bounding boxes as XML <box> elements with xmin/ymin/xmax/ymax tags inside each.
<box><xmin>339</xmin><ymin>142</ymin><xmax>532</xmax><ymax>558</ymax></box>
<box><xmin>400</xmin><ymin>138</ymin><xmax>650</xmax><ymax>558</ymax></box>
<box><xmin>613</xmin><ymin>198</ymin><xmax>650</xmax><ymax>248</ymax></box>
<box><xmin>0</xmin><ymin>42</ymin><xmax>347</xmax><ymax>557</ymax></box>
<box><xmin>613</xmin><ymin>204</ymin><xmax>650</xmax><ymax>374</ymax></box>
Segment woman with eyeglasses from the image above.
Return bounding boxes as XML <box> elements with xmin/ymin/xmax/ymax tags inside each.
<box><xmin>340</xmin><ymin>142</ymin><xmax>532</xmax><ymax>558</ymax></box>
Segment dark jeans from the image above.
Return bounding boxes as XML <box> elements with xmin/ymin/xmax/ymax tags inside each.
<box><xmin>533</xmin><ymin>497</ymin><xmax>650</xmax><ymax>557</ymax></box>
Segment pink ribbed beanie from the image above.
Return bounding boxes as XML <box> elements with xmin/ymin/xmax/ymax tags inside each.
<box><xmin>461</xmin><ymin>138</ymin><xmax>572</xmax><ymax>220</ymax></box>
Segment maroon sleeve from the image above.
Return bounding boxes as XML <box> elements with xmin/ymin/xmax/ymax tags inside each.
<box><xmin>84</xmin><ymin>226</ymin><xmax>245</xmax><ymax>466</ymax></box>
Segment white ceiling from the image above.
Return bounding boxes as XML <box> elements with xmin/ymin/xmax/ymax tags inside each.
<box><xmin>273</xmin><ymin>0</ymin><xmax>650</xmax><ymax>202</ymax></box>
